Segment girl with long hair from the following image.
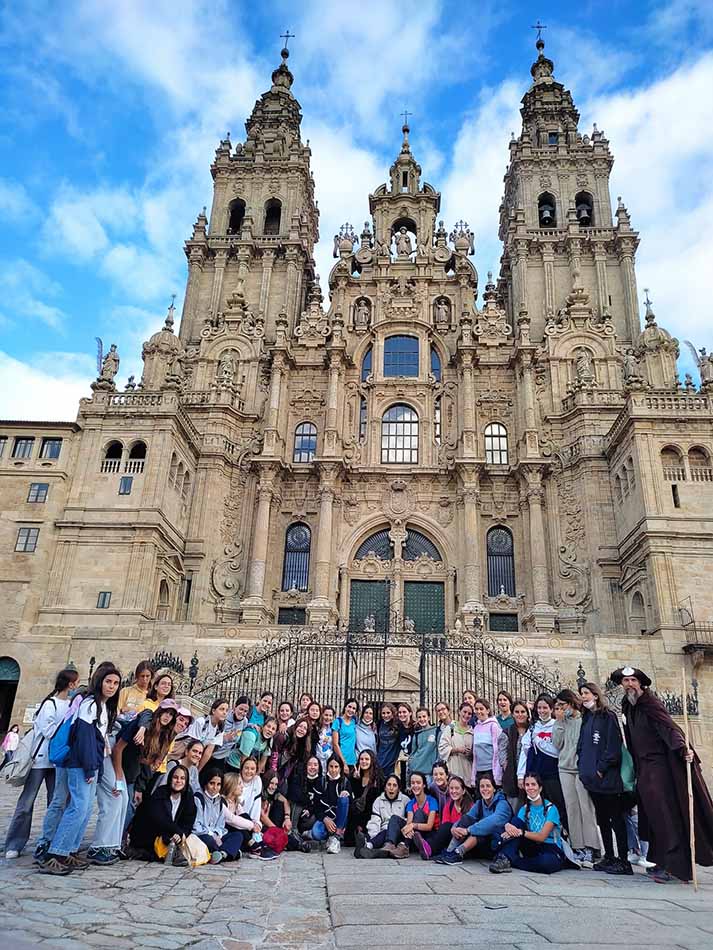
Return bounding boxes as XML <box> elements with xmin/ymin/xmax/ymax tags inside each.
<box><xmin>354</xmin><ymin>773</ymin><xmax>409</xmax><ymax>859</ymax></box>
<box><xmin>471</xmin><ymin>697</ymin><xmax>503</xmax><ymax>791</ymax></box>
<box><xmin>553</xmin><ymin>688</ymin><xmax>599</xmax><ymax>865</ymax></box>
<box><xmin>5</xmin><ymin>667</ymin><xmax>79</xmax><ymax>860</ymax></box>
<box><xmin>281</xmin><ymin>717</ymin><xmax>313</xmax><ymax>803</ymax></box>
<box><xmin>117</xmin><ymin>661</ymin><xmax>152</xmax><ymax>716</ymax></box>
<box><xmin>389</xmin><ymin>770</ymin><xmax>440</xmax><ymax>859</ymax></box>
<box><xmin>395</xmin><ymin>703</ymin><xmax>414</xmax><ymax>786</ymax></box>
<box><xmin>496</xmin><ymin>691</ymin><xmax>515</xmax><ymax>730</ymax></box>
<box><xmin>348</xmin><ymin>749</ymin><xmax>384</xmax><ymax>842</ymax></box>
<box><xmin>418</xmin><ymin>774</ymin><xmax>474</xmax><ymax>860</ymax></box>
<box><xmin>311</xmin><ymin>756</ymin><xmax>351</xmax><ymax>853</ymax></box>
<box><xmin>141</xmin><ymin>672</ymin><xmax>175</xmax><ymax>711</ymax></box>
<box><xmin>189</xmin><ymin>697</ymin><xmax>230</xmax><ymax>770</ymax></box>
<box><xmin>129</xmin><ymin>764</ymin><xmax>196</xmax><ymax>865</ymax></box>
<box><xmin>376</xmin><ymin>703</ymin><xmax>400</xmax><ymax>777</ymax></box>
<box><xmin>435</xmin><ymin>773</ymin><xmax>512</xmax><ymax>865</ymax></box>
<box><xmin>315</xmin><ymin>705</ymin><xmax>335</xmax><ymax>773</ymax></box>
<box><xmin>498</xmin><ymin>699</ymin><xmax>530</xmax><ymax>814</ymax></box>
<box><xmin>332</xmin><ymin>698</ymin><xmax>359</xmax><ymax>774</ymax></box>
<box><xmin>39</xmin><ymin>663</ymin><xmax>122</xmax><ymax>875</ymax></box>
<box><xmin>437</xmin><ymin>702</ymin><xmax>474</xmax><ymax>785</ymax></box>
<box><xmin>355</xmin><ymin>704</ymin><xmax>377</xmax><ymax>756</ymax></box>
<box><xmin>577</xmin><ymin>682</ymin><xmax>631</xmax><ymax>875</ymax></box>
<box><xmin>489</xmin><ymin>772</ymin><xmax>573</xmax><ymax>875</ymax></box>
<box><xmin>260</xmin><ymin>769</ymin><xmax>292</xmax><ymax>834</ymax></box>
<box><xmin>518</xmin><ymin>693</ymin><xmax>568</xmax><ymax>831</ymax></box>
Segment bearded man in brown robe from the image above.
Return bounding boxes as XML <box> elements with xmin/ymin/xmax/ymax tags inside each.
<box><xmin>613</xmin><ymin>666</ymin><xmax>713</xmax><ymax>883</ymax></box>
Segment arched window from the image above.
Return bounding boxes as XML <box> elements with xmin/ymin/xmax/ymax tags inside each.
<box><xmin>169</xmin><ymin>452</ymin><xmax>178</xmax><ymax>485</ymax></box>
<box><xmin>359</xmin><ymin>397</ymin><xmax>368</xmax><ymax>441</ymax></box>
<box><xmin>485</xmin><ymin>423</ymin><xmax>508</xmax><ymax>465</ymax></box>
<box><xmin>227</xmin><ymin>198</ymin><xmax>246</xmax><ymax>235</ymax></box>
<box><xmin>293</xmin><ymin>422</ymin><xmax>317</xmax><ymax>463</ymax></box>
<box><xmin>538</xmin><ymin>192</ymin><xmax>557</xmax><ymax>228</ymax></box>
<box><xmin>430</xmin><ymin>345</ymin><xmax>441</xmax><ymax>381</ymax></box>
<box><xmin>661</xmin><ymin>446</ymin><xmax>685</xmax><ymax>481</ymax></box>
<box><xmin>487</xmin><ymin>526</ymin><xmax>516</xmax><ymax>596</ymax></box>
<box><xmin>575</xmin><ymin>191</ymin><xmax>594</xmax><ymax>227</ymax></box>
<box><xmin>384</xmin><ymin>336</ymin><xmax>419</xmax><ymax>377</ymax></box>
<box><xmin>361</xmin><ymin>345</ymin><xmax>372</xmax><ymax>383</ymax></box>
<box><xmin>157</xmin><ymin>579</ymin><xmax>171</xmax><ymax>622</ymax></box>
<box><xmin>181</xmin><ymin>470</ymin><xmax>191</xmax><ymax>497</ymax></box>
<box><xmin>630</xmin><ymin>590</ymin><xmax>646</xmax><ymax>636</ymax></box>
<box><xmin>381</xmin><ymin>404</ymin><xmax>419</xmax><ymax>464</ymax></box>
<box><xmin>626</xmin><ymin>456</ymin><xmax>635</xmax><ymax>489</ymax></box>
<box><xmin>281</xmin><ymin>523</ymin><xmax>311</xmax><ymax>591</ymax></box>
<box><xmin>101</xmin><ymin>440</ymin><xmax>123</xmax><ymax>473</ymax></box>
<box><xmin>614</xmin><ymin>473</ymin><xmax>623</xmax><ymax>503</ymax></box>
<box><xmin>688</xmin><ymin>446</ymin><xmax>712</xmax><ymax>482</ymax></box>
<box><xmin>355</xmin><ymin>529</ymin><xmax>393</xmax><ymax>560</ymax></box>
<box><xmin>434</xmin><ymin>397</ymin><xmax>442</xmax><ymax>445</ymax></box>
<box><xmin>264</xmin><ymin>198</ymin><xmax>282</xmax><ymax>235</ymax></box>
<box><xmin>126</xmin><ymin>441</ymin><xmax>147</xmax><ymax>474</ymax></box>
<box><xmin>403</xmin><ymin>529</ymin><xmax>442</xmax><ymax>561</ymax></box>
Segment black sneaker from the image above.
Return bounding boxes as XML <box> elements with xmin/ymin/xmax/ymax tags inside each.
<box><xmin>593</xmin><ymin>856</ymin><xmax>615</xmax><ymax>872</ymax></box>
<box><xmin>354</xmin><ymin>831</ymin><xmax>366</xmax><ymax>859</ymax></box>
<box><xmin>605</xmin><ymin>857</ymin><xmax>634</xmax><ymax>876</ymax></box>
<box><xmin>32</xmin><ymin>842</ymin><xmax>49</xmax><ymax>866</ymax></box>
<box><xmin>489</xmin><ymin>855</ymin><xmax>512</xmax><ymax>874</ymax></box>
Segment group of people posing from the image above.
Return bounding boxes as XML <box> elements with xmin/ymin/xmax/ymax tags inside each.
<box><xmin>3</xmin><ymin>661</ymin><xmax>713</xmax><ymax>883</ymax></box>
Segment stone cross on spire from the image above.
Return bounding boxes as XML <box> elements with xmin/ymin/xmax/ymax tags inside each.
<box><xmin>531</xmin><ymin>20</ymin><xmax>547</xmax><ymax>44</ymax></box>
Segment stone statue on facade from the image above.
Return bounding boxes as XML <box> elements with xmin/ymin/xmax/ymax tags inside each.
<box><xmin>395</xmin><ymin>226</ymin><xmax>413</xmax><ymax>258</ymax></box>
<box><xmin>354</xmin><ymin>298</ymin><xmax>371</xmax><ymax>331</ymax></box>
<box><xmin>217</xmin><ymin>353</ymin><xmax>237</xmax><ymax>387</ymax></box>
<box><xmin>434</xmin><ymin>297</ymin><xmax>450</xmax><ymax>329</ymax></box>
<box><xmin>363</xmin><ymin>613</ymin><xmax>376</xmax><ymax>633</ymax></box>
<box><xmin>574</xmin><ymin>348</ymin><xmax>595</xmax><ymax>387</ymax></box>
<box><xmin>404</xmin><ymin>616</ymin><xmax>416</xmax><ymax>634</ymax></box>
<box><xmin>100</xmin><ymin>344</ymin><xmax>120</xmax><ymax>382</ymax></box>
<box><xmin>684</xmin><ymin>342</ymin><xmax>713</xmax><ymax>389</ymax></box>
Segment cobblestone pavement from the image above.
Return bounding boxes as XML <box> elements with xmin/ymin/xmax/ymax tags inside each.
<box><xmin>1</xmin><ymin>780</ymin><xmax>713</xmax><ymax>949</ymax></box>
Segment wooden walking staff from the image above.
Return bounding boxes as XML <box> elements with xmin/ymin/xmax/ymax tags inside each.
<box><xmin>682</xmin><ymin>668</ymin><xmax>698</xmax><ymax>891</ymax></box>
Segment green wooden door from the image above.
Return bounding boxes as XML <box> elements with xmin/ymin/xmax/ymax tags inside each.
<box><xmin>349</xmin><ymin>580</ymin><xmax>390</xmax><ymax>633</ymax></box>
<box><xmin>404</xmin><ymin>581</ymin><xmax>445</xmax><ymax>634</ymax></box>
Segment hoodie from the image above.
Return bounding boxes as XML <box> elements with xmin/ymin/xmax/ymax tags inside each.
<box><xmin>464</xmin><ymin>790</ymin><xmax>513</xmax><ymax>850</ymax></box>
<box><xmin>576</xmin><ymin>707</ymin><xmax>623</xmax><ymax>795</ymax></box>
<box><xmin>470</xmin><ymin>717</ymin><xmax>503</xmax><ymax>786</ymax></box>
<box><xmin>193</xmin><ymin>790</ymin><xmax>227</xmax><ymax>839</ymax></box>
<box><xmin>366</xmin><ymin>791</ymin><xmax>410</xmax><ymax>839</ymax></box>
<box><xmin>64</xmin><ymin>698</ymin><xmax>109</xmax><ymax>779</ymax></box>
<box><xmin>408</xmin><ymin>724</ymin><xmax>439</xmax><ymax>776</ymax></box>
<box><xmin>551</xmin><ymin>714</ymin><xmax>583</xmax><ymax>773</ymax></box>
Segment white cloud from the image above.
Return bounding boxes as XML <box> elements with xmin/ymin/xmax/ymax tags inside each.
<box><xmin>0</xmin><ymin>260</ymin><xmax>67</xmax><ymax>331</ymax></box>
<box><xmin>0</xmin><ymin>350</ymin><xmax>88</xmax><ymax>421</ymax></box>
<box><xmin>0</xmin><ymin>179</ymin><xmax>35</xmax><ymax>220</ymax></box>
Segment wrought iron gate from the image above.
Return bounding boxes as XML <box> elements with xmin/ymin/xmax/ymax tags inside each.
<box><xmin>181</xmin><ymin>626</ymin><xmax>561</xmax><ymax>712</ymax></box>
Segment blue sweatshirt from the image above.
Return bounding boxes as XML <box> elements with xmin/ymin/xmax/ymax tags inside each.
<box><xmin>464</xmin><ymin>790</ymin><xmax>512</xmax><ymax>849</ymax></box>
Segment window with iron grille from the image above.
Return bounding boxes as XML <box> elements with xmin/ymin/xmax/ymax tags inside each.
<box><xmin>277</xmin><ymin>607</ymin><xmax>306</xmax><ymax>626</ymax></box>
<box><xmin>119</xmin><ymin>476</ymin><xmax>133</xmax><ymax>495</ymax></box>
<box><xmin>40</xmin><ymin>437</ymin><xmax>62</xmax><ymax>460</ymax></box>
<box><xmin>355</xmin><ymin>529</ymin><xmax>393</xmax><ymax>560</ymax></box>
<box><xmin>361</xmin><ymin>346</ymin><xmax>372</xmax><ymax>382</ymax></box>
<box><xmin>403</xmin><ymin>528</ymin><xmax>442</xmax><ymax>561</ymax></box>
<box><xmin>381</xmin><ymin>404</ymin><xmax>418</xmax><ymax>464</ymax></box>
<box><xmin>485</xmin><ymin>423</ymin><xmax>508</xmax><ymax>465</ymax></box>
<box><xmin>12</xmin><ymin>437</ymin><xmax>34</xmax><ymax>459</ymax></box>
<box><xmin>15</xmin><ymin>527</ymin><xmax>39</xmax><ymax>552</ymax></box>
<box><xmin>487</xmin><ymin>526</ymin><xmax>516</xmax><ymax>596</ymax></box>
<box><xmin>383</xmin><ymin>336</ymin><xmax>419</xmax><ymax>377</ymax></box>
<box><xmin>281</xmin><ymin>523</ymin><xmax>311</xmax><ymax>591</ymax></box>
<box><xmin>27</xmin><ymin>483</ymin><xmax>49</xmax><ymax>503</ymax></box>
<box><xmin>489</xmin><ymin>612</ymin><xmax>519</xmax><ymax>632</ymax></box>
<box><xmin>97</xmin><ymin>591</ymin><xmax>112</xmax><ymax>609</ymax></box>
<box><xmin>293</xmin><ymin>423</ymin><xmax>317</xmax><ymax>463</ymax></box>
<box><xmin>430</xmin><ymin>345</ymin><xmax>441</xmax><ymax>381</ymax></box>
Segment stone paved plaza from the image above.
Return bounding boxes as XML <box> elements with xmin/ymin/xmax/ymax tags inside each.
<box><xmin>1</xmin><ymin>782</ymin><xmax>712</xmax><ymax>949</ymax></box>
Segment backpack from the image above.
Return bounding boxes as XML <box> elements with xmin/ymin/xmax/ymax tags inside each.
<box><xmin>3</xmin><ymin>698</ymin><xmax>56</xmax><ymax>787</ymax></box>
<box><xmin>48</xmin><ymin>695</ymin><xmax>83</xmax><ymax>767</ymax></box>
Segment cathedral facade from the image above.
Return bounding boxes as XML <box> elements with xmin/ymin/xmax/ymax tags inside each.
<box><xmin>1</xmin><ymin>40</ymin><xmax>712</xmax><ymax>747</ymax></box>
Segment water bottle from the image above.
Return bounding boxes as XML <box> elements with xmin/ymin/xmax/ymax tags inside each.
<box><xmin>165</xmin><ymin>841</ymin><xmax>176</xmax><ymax>865</ymax></box>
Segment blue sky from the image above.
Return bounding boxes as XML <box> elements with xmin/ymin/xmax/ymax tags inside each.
<box><xmin>0</xmin><ymin>0</ymin><xmax>712</xmax><ymax>419</ymax></box>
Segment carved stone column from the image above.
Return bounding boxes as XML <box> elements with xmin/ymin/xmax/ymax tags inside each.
<box><xmin>209</xmin><ymin>250</ymin><xmax>228</xmax><ymax>320</ymax></box>
<box><xmin>460</xmin><ymin>485</ymin><xmax>485</xmax><ymax>628</ymax></box>
<box><xmin>324</xmin><ymin>352</ymin><xmax>341</xmax><ymax>454</ymax></box>
<box><xmin>593</xmin><ymin>242</ymin><xmax>610</xmax><ymax>316</ymax></box>
<box><xmin>308</xmin><ymin>466</ymin><xmax>340</xmax><ymax>624</ymax></box>
<box><xmin>518</xmin><ymin>350</ymin><xmax>540</xmax><ymax>458</ymax></box>
<box><xmin>541</xmin><ymin>246</ymin><xmax>555</xmax><ymax>317</ymax></box>
<box><xmin>460</xmin><ymin>351</ymin><xmax>477</xmax><ymax>456</ymax></box>
<box><xmin>617</xmin><ymin>238</ymin><xmax>640</xmax><ymax>340</ymax></box>
<box><xmin>181</xmin><ymin>249</ymin><xmax>205</xmax><ymax>338</ymax></box>
<box><xmin>259</xmin><ymin>249</ymin><xmax>275</xmax><ymax>316</ymax></box>
<box><xmin>241</xmin><ymin>467</ymin><xmax>279</xmax><ymax>624</ymax></box>
<box><xmin>262</xmin><ymin>351</ymin><xmax>285</xmax><ymax>456</ymax></box>
<box><xmin>519</xmin><ymin>466</ymin><xmax>556</xmax><ymax>633</ymax></box>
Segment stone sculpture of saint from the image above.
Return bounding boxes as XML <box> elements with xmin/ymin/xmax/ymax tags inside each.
<box><xmin>396</xmin><ymin>227</ymin><xmax>413</xmax><ymax>258</ymax></box>
<box><xmin>100</xmin><ymin>344</ymin><xmax>120</xmax><ymax>382</ymax></box>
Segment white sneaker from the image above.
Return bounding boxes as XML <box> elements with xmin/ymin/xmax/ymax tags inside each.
<box><xmin>627</xmin><ymin>850</ymin><xmax>639</xmax><ymax>865</ymax></box>
<box><xmin>5</xmin><ymin>850</ymin><xmax>19</xmax><ymax>859</ymax></box>
<box><xmin>326</xmin><ymin>835</ymin><xmax>341</xmax><ymax>854</ymax></box>
<box><xmin>638</xmin><ymin>855</ymin><xmax>655</xmax><ymax>869</ymax></box>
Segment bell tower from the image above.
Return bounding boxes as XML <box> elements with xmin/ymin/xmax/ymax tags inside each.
<box><xmin>499</xmin><ymin>35</ymin><xmax>641</xmax><ymax>343</ymax></box>
<box><xmin>179</xmin><ymin>43</ymin><xmax>319</xmax><ymax>348</ymax></box>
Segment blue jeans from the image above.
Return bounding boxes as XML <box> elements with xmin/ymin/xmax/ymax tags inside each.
<box><xmin>495</xmin><ymin>816</ymin><xmax>566</xmax><ymax>875</ymax></box>
<box><xmin>312</xmin><ymin>795</ymin><xmax>350</xmax><ymax>841</ymax></box>
<box><xmin>37</xmin><ymin>766</ymin><xmax>70</xmax><ymax>848</ymax></box>
<box><xmin>91</xmin><ymin>755</ymin><xmax>127</xmax><ymax>850</ymax></box>
<box><xmin>49</xmin><ymin>768</ymin><xmax>98</xmax><ymax>857</ymax></box>
<box><xmin>5</xmin><ymin>768</ymin><xmax>56</xmax><ymax>853</ymax></box>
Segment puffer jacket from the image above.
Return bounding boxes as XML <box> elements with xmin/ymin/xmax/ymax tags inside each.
<box><xmin>366</xmin><ymin>791</ymin><xmax>410</xmax><ymax>839</ymax></box>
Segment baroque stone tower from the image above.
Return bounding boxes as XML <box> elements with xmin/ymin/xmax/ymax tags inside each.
<box><xmin>1</xmin><ymin>39</ymin><xmax>712</xmax><ymax>745</ymax></box>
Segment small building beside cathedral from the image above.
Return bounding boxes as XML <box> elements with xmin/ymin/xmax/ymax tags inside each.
<box><xmin>1</xmin><ymin>40</ymin><xmax>712</xmax><ymax>750</ymax></box>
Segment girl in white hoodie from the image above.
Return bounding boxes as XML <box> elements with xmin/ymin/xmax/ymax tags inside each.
<box><xmin>354</xmin><ymin>774</ymin><xmax>409</xmax><ymax>858</ymax></box>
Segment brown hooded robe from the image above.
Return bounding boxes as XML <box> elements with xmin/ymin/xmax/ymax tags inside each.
<box><xmin>622</xmin><ymin>689</ymin><xmax>713</xmax><ymax>880</ymax></box>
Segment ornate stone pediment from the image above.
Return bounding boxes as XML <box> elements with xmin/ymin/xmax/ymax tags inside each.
<box><xmin>295</xmin><ymin>281</ymin><xmax>331</xmax><ymax>347</ymax></box>
<box><xmin>352</xmin><ymin>551</ymin><xmax>392</xmax><ymax>575</ymax></box>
